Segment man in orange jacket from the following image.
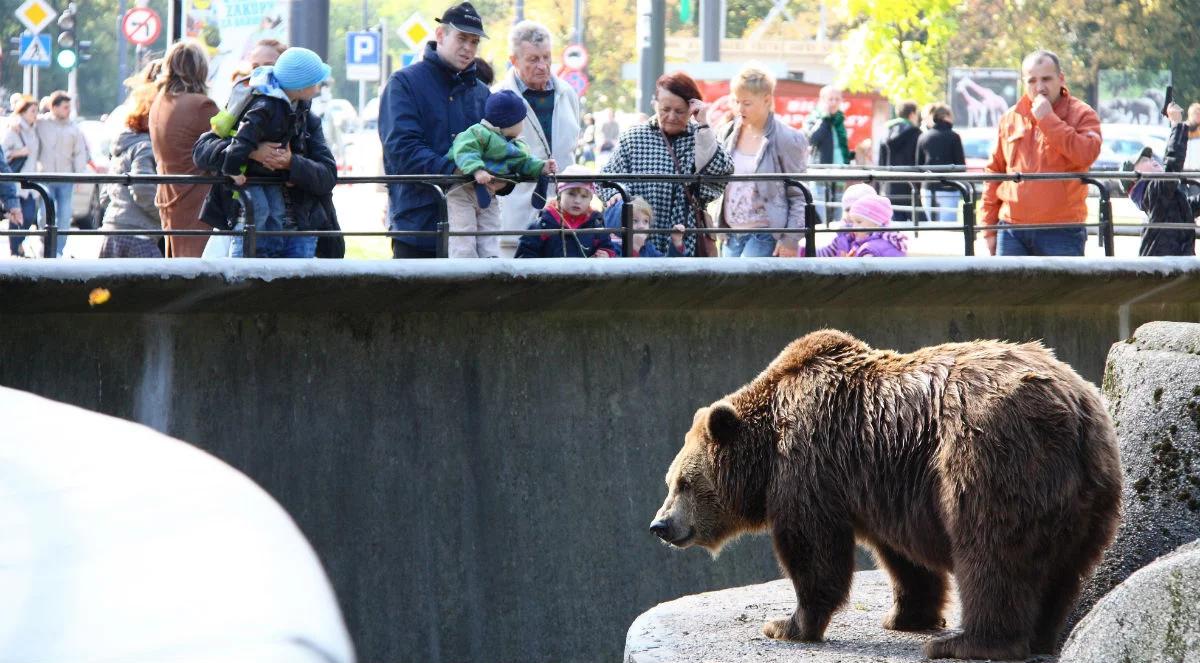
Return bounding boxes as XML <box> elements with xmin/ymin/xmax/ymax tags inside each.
<box><xmin>982</xmin><ymin>50</ymin><xmax>1102</xmax><ymax>256</ymax></box>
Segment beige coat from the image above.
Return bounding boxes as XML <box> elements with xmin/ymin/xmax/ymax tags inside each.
<box><xmin>1</xmin><ymin>119</ymin><xmax>41</xmax><ymax>198</ymax></box>
<box><xmin>34</xmin><ymin>115</ymin><xmax>88</xmax><ymax>173</ymax></box>
<box><xmin>149</xmin><ymin>91</ymin><xmax>219</xmax><ymax>257</ymax></box>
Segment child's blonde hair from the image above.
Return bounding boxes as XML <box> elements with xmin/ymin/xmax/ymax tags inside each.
<box><xmin>631</xmin><ymin>196</ymin><xmax>654</xmax><ymax>223</ymax></box>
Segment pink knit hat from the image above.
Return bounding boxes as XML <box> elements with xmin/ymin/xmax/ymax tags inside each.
<box><xmin>557</xmin><ymin>164</ymin><xmax>596</xmax><ymax>194</ymax></box>
<box><xmin>849</xmin><ymin>194</ymin><xmax>893</xmax><ymax>227</ymax></box>
<box><xmin>841</xmin><ymin>183</ymin><xmax>877</xmax><ymax>210</ymax></box>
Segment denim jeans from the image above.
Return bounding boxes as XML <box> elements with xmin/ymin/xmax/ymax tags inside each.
<box><xmin>9</xmin><ymin>196</ymin><xmax>38</xmax><ymax>256</ymax></box>
<box><xmin>997</xmin><ymin>222</ymin><xmax>1086</xmax><ymax>256</ymax></box>
<box><xmin>921</xmin><ymin>189</ymin><xmax>961</xmax><ymax>223</ymax></box>
<box><xmin>47</xmin><ymin>183</ymin><xmax>73</xmax><ymax>257</ymax></box>
<box><xmin>231</xmin><ymin>186</ymin><xmax>317</xmax><ymax>258</ymax></box>
<box><xmin>722</xmin><ymin>231</ymin><xmax>777</xmax><ymax>257</ymax></box>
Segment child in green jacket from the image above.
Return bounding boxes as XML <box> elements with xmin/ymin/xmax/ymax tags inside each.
<box><xmin>446</xmin><ymin>90</ymin><xmax>557</xmax><ymax>258</ymax></box>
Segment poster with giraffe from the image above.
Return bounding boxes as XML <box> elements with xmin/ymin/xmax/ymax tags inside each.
<box><xmin>948</xmin><ymin>68</ymin><xmax>1019</xmax><ymax>129</ymax></box>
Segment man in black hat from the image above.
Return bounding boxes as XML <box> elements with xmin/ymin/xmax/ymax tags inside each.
<box><xmin>379</xmin><ymin>2</ymin><xmax>492</xmax><ymax>258</ymax></box>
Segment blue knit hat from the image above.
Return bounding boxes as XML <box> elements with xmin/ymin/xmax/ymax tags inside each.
<box><xmin>273</xmin><ymin>47</ymin><xmax>331</xmax><ymax>90</ymax></box>
<box><xmin>485</xmin><ymin>90</ymin><xmax>527</xmax><ymax>129</ymax></box>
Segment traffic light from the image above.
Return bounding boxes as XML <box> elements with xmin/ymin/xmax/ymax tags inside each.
<box><xmin>56</xmin><ymin>2</ymin><xmax>77</xmax><ymax>70</ymax></box>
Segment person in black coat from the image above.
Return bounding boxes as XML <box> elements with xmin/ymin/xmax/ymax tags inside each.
<box><xmin>1129</xmin><ymin>102</ymin><xmax>1200</xmax><ymax>256</ymax></box>
<box><xmin>916</xmin><ymin>103</ymin><xmax>967</xmax><ymax>222</ymax></box>
<box><xmin>879</xmin><ymin>101</ymin><xmax>921</xmax><ymax>221</ymax></box>
<box><xmin>193</xmin><ymin>94</ymin><xmax>342</xmax><ymax>258</ymax></box>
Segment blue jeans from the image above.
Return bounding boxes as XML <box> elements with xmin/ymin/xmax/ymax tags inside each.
<box><xmin>232</xmin><ymin>185</ymin><xmax>317</xmax><ymax>258</ymax></box>
<box><xmin>997</xmin><ymin>222</ymin><xmax>1087</xmax><ymax>256</ymax></box>
<box><xmin>921</xmin><ymin>189</ymin><xmax>961</xmax><ymax>223</ymax></box>
<box><xmin>722</xmin><ymin>231</ymin><xmax>777</xmax><ymax>257</ymax></box>
<box><xmin>47</xmin><ymin>183</ymin><xmax>73</xmax><ymax>257</ymax></box>
<box><xmin>9</xmin><ymin>196</ymin><xmax>38</xmax><ymax>256</ymax></box>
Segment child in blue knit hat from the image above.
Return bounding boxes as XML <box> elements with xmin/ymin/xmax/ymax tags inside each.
<box><xmin>223</xmin><ymin>47</ymin><xmax>331</xmax><ymax>256</ymax></box>
<box><xmin>445</xmin><ymin>89</ymin><xmax>557</xmax><ymax>258</ymax></box>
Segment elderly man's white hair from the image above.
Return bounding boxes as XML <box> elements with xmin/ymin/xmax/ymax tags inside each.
<box><xmin>509</xmin><ymin>20</ymin><xmax>553</xmax><ymax>54</ymax></box>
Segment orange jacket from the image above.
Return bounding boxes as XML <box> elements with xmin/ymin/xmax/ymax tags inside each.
<box><xmin>981</xmin><ymin>88</ymin><xmax>1102</xmax><ymax>228</ymax></box>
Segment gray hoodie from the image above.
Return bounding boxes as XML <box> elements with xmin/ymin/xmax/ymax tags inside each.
<box><xmin>100</xmin><ymin>130</ymin><xmax>159</xmax><ymax>231</ymax></box>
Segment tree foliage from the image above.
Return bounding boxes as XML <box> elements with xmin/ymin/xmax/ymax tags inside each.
<box><xmin>829</xmin><ymin>0</ymin><xmax>959</xmax><ymax>105</ymax></box>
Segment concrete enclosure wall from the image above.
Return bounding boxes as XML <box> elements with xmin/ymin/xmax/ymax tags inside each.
<box><xmin>1</xmin><ymin>258</ymin><xmax>1198</xmax><ymax>662</ymax></box>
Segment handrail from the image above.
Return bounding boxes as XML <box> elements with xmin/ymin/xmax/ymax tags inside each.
<box><xmin>4</xmin><ymin>170</ymin><xmax>1196</xmax><ymax>258</ymax></box>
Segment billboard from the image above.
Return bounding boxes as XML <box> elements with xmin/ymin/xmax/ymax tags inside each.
<box><xmin>1098</xmin><ymin>70</ymin><xmax>1172</xmax><ymax>126</ymax></box>
<box><xmin>184</xmin><ymin>0</ymin><xmax>290</xmax><ymax>103</ymax></box>
<box><xmin>948</xmin><ymin>68</ymin><xmax>1019</xmax><ymax>129</ymax></box>
<box><xmin>695</xmin><ymin>79</ymin><xmax>878</xmax><ymax>153</ymax></box>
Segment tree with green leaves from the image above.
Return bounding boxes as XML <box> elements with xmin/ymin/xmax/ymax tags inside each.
<box><xmin>829</xmin><ymin>0</ymin><xmax>959</xmax><ymax>105</ymax></box>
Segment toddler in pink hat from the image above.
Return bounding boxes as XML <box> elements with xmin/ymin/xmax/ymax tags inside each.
<box><xmin>811</xmin><ymin>193</ymin><xmax>908</xmax><ymax>257</ymax></box>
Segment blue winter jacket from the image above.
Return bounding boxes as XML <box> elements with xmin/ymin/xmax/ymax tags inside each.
<box><xmin>379</xmin><ymin>42</ymin><xmax>490</xmax><ymax>252</ymax></box>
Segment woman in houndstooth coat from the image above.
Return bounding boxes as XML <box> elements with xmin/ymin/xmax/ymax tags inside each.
<box><xmin>599</xmin><ymin>72</ymin><xmax>734</xmax><ymax>256</ymax></box>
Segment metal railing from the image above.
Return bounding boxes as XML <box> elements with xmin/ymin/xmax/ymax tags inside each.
<box><xmin>3</xmin><ymin>169</ymin><xmax>1199</xmax><ymax>259</ymax></box>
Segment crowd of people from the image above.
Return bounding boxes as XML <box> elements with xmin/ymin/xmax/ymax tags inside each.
<box><xmin>1</xmin><ymin>1</ymin><xmax>1198</xmax><ymax>260</ymax></box>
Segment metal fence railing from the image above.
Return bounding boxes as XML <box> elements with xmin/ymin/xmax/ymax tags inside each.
<box><xmin>3</xmin><ymin>169</ymin><xmax>1199</xmax><ymax>259</ymax></box>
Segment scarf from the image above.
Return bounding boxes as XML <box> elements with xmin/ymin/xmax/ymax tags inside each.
<box><xmin>823</xmin><ymin>110</ymin><xmax>849</xmax><ymax>161</ymax></box>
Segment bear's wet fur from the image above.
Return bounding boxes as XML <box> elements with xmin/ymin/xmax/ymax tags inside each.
<box><xmin>651</xmin><ymin>330</ymin><xmax>1123</xmax><ymax>660</ymax></box>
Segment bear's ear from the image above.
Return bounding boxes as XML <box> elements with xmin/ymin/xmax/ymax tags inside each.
<box><xmin>706</xmin><ymin>401</ymin><xmax>742</xmax><ymax>445</ymax></box>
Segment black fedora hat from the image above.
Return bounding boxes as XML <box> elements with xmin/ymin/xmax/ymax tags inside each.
<box><xmin>436</xmin><ymin>2</ymin><xmax>488</xmax><ymax>38</ymax></box>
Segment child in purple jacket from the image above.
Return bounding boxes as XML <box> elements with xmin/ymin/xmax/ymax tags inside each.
<box><xmin>813</xmin><ymin>193</ymin><xmax>908</xmax><ymax>257</ymax></box>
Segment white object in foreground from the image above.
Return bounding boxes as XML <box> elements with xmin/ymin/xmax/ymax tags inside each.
<box><xmin>0</xmin><ymin>386</ymin><xmax>356</xmax><ymax>663</ymax></box>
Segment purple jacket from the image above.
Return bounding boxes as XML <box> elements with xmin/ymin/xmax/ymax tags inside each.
<box><xmin>813</xmin><ymin>229</ymin><xmax>908</xmax><ymax>257</ymax></box>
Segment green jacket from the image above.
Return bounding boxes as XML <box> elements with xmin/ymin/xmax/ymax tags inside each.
<box><xmin>447</xmin><ymin>122</ymin><xmax>545</xmax><ymax>179</ymax></box>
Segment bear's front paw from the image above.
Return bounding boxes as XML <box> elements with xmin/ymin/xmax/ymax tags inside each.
<box><xmin>883</xmin><ymin>606</ymin><xmax>946</xmax><ymax>632</ymax></box>
<box><xmin>762</xmin><ymin>618</ymin><xmax>821</xmax><ymax>642</ymax></box>
<box><xmin>923</xmin><ymin>633</ymin><xmax>1029</xmax><ymax>660</ymax></box>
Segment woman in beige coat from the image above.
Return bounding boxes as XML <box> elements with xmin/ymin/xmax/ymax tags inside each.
<box><xmin>149</xmin><ymin>41</ymin><xmax>219</xmax><ymax>257</ymax></box>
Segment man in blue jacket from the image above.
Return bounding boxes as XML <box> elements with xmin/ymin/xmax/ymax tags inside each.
<box><xmin>379</xmin><ymin>2</ymin><xmax>491</xmax><ymax>258</ymax></box>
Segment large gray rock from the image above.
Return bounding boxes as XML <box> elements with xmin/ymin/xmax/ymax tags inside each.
<box><xmin>623</xmin><ymin>570</ymin><xmax>1011</xmax><ymax>663</ymax></box>
<box><xmin>1077</xmin><ymin>322</ymin><xmax>1200</xmax><ymax>621</ymax></box>
<box><xmin>1061</xmin><ymin>540</ymin><xmax>1200</xmax><ymax>662</ymax></box>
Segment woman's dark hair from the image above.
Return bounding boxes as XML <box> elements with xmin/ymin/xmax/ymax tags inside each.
<box><xmin>655</xmin><ymin>71</ymin><xmax>702</xmax><ymax>103</ymax></box>
<box><xmin>474</xmin><ymin>58</ymin><xmax>494</xmax><ymax>86</ymax></box>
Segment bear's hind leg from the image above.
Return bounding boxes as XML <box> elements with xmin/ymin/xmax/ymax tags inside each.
<box><xmin>1028</xmin><ymin>562</ymin><xmax>1085</xmax><ymax>655</ymax></box>
<box><xmin>872</xmin><ymin>544</ymin><xmax>947</xmax><ymax>631</ymax></box>
<box><xmin>763</xmin><ymin>522</ymin><xmax>855</xmax><ymax>642</ymax></box>
<box><xmin>923</xmin><ymin>558</ymin><xmax>1037</xmax><ymax>660</ymax></box>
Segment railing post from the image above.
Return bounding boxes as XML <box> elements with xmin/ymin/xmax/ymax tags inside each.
<box><xmin>18</xmin><ymin>181</ymin><xmax>53</xmax><ymax>259</ymax></box>
<box><xmin>785</xmin><ymin>178</ymin><xmax>817</xmax><ymax>258</ymax></box>
<box><xmin>238</xmin><ymin>184</ymin><xmax>257</xmax><ymax>258</ymax></box>
<box><xmin>1081</xmin><ymin>177</ymin><xmax>1114</xmax><ymax>257</ymax></box>
<box><xmin>940</xmin><ymin>179</ymin><xmax>976</xmax><ymax>257</ymax></box>
<box><xmin>597</xmin><ymin>180</ymin><xmax>633</xmax><ymax>257</ymax></box>
<box><xmin>437</xmin><ymin>222</ymin><xmax>450</xmax><ymax>258</ymax></box>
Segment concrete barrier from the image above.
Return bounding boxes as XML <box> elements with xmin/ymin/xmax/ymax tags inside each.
<box><xmin>1</xmin><ymin>257</ymin><xmax>1198</xmax><ymax>663</ymax></box>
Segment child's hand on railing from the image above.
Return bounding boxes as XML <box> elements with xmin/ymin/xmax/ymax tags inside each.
<box><xmin>230</xmin><ymin>174</ymin><xmax>247</xmax><ymax>186</ymax></box>
<box><xmin>474</xmin><ymin>170</ymin><xmax>494</xmax><ymax>185</ymax></box>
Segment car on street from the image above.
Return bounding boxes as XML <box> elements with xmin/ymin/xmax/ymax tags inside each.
<box><xmin>957</xmin><ymin>126</ymin><xmax>998</xmax><ymax>174</ymax></box>
<box><xmin>1093</xmin><ymin>123</ymin><xmax>1170</xmax><ymax>196</ymax></box>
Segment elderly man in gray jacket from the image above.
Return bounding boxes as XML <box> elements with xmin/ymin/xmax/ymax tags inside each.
<box><xmin>494</xmin><ymin>20</ymin><xmax>582</xmax><ymax>251</ymax></box>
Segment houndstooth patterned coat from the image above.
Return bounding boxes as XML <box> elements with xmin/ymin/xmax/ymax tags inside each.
<box><xmin>599</xmin><ymin>118</ymin><xmax>734</xmax><ymax>256</ymax></box>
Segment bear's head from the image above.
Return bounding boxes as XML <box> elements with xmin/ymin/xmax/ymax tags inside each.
<box><xmin>649</xmin><ymin>400</ymin><xmax>766</xmax><ymax>555</ymax></box>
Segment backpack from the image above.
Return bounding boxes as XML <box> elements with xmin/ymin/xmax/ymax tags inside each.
<box><xmin>210</xmin><ymin>76</ymin><xmax>256</xmax><ymax>138</ymax></box>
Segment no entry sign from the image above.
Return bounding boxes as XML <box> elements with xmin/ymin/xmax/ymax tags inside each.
<box><xmin>122</xmin><ymin>7</ymin><xmax>162</xmax><ymax>47</ymax></box>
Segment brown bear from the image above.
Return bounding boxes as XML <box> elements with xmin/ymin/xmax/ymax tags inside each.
<box><xmin>649</xmin><ymin>330</ymin><xmax>1123</xmax><ymax>660</ymax></box>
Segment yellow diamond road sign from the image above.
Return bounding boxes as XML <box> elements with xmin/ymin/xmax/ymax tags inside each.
<box><xmin>15</xmin><ymin>0</ymin><xmax>57</xmax><ymax>34</ymax></box>
<box><xmin>398</xmin><ymin>13</ymin><xmax>433</xmax><ymax>51</ymax></box>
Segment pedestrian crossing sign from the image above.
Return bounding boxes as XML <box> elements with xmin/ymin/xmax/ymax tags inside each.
<box><xmin>18</xmin><ymin>33</ymin><xmax>52</xmax><ymax>68</ymax></box>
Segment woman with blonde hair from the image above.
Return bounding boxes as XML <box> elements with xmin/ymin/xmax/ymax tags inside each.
<box><xmin>149</xmin><ymin>41</ymin><xmax>219</xmax><ymax>257</ymax></box>
<box><xmin>717</xmin><ymin>65</ymin><xmax>809</xmax><ymax>257</ymax></box>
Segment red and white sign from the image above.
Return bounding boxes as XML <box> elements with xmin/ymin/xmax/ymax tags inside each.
<box><xmin>561</xmin><ymin>44</ymin><xmax>589</xmax><ymax>72</ymax></box>
<box><xmin>122</xmin><ymin>7</ymin><xmax>162</xmax><ymax>47</ymax></box>
<box><xmin>561</xmin><ymin>69</ymin><xmax>589</xmax><ymax>98</ymax></box>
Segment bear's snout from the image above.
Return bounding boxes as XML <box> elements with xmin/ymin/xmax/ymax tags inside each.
<box><xmin>649</xmin><ymin>518</ymin><xmax>671</xmax><ymax>540</ymax></box>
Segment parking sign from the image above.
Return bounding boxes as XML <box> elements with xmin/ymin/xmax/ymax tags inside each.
<box><xmin>346</xmin><ymin>31</ymin><xmax>380</xmax><ymax>82</ymax></box>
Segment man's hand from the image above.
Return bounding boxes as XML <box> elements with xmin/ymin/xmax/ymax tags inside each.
<box><xmin>230</xmin><ymin>173</ymin><xmax>247</xmax><ymax>186</ymax></box>
<box><xmin>249</xmin><ymin>142</ymin><xmax>284</xmax><ymax>167</ymax></box>
<box><xmin>1031</xmin><ymin>94</ymin><xmax>1053</xmax><ymax>120</ymax></box>
<box><xmin>986</xmin><ymin>233</ymin><xmax>997</xmax><ymax>256</ymax></box>
<box><xmin>7</xmin><ymin>208</ymin><xmax>23</xmax><ymax>226</ymax></box>
<box><xmin>543</xmin><ymin>159</ymin><xmax>558</xmax><ymax>175</ymax></box>
<box><xmin>1168</xmin><ymin>102</ymin><xmax>1184</xmax><ymax>124</ymax></box>
<box><xmin>474</xmin><ymin>170</ymin><xmax>494</xmax><ymax>185</ymax></box>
